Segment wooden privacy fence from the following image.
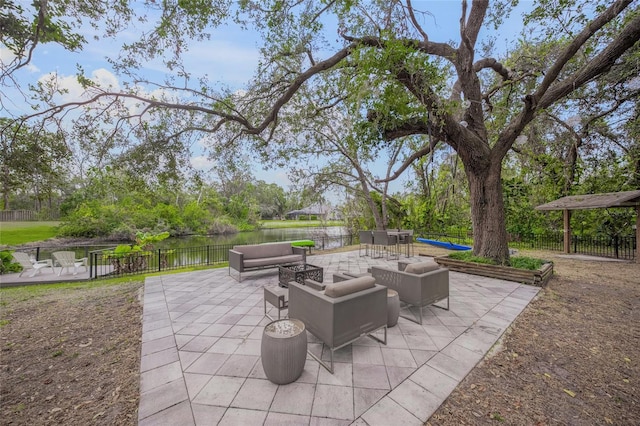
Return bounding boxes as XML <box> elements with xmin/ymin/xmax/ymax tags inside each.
<box><xmin>0</xmin><ymin>210</ymin><xmax>37</xmax><ymax>221</ymax></box>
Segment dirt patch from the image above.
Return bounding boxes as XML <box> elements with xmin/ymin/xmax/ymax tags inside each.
<box><xmin>0</xmin><ymin>281</ymin><xmax>142</xmax><ymax>425</ymax></box>
<box><xmin>0</xmin><ymin>249</ymin><xmax>638</xmax><ymax>425</ymax></box>
<box><xmin>427</xmin><ymin>250</ymin><xmax>640</xmax><ymax>425</ymax></box>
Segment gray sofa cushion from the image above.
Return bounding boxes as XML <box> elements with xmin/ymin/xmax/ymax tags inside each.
<box><xmin>233</xmin><ymin>242</ymin><xmax>293</xmax><ymax>259</ymax></box>
<box><xmin>324</xmin><ymin>276</ymin><xmax>376</xmax><ymax>298</ymax></box>
<box><xmin>243</xmin><ymin>254</ymin><xmax>303</xmax><ymax>268</ymax></box>
<box><xmin>404</xmin><ymin>261</ymin><xmax>440</xmax><ymax>275</ymax></box>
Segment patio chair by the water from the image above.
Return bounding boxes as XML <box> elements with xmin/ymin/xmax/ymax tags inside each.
<box><xmin>12</xmin><ymin>252</ymin><xmax>53</xmax><ymax>277</ymax></box>
<box><xmin>52</xmin><ymin>251</ymin><xmax>88</xmax><ymax>276</ymax></box>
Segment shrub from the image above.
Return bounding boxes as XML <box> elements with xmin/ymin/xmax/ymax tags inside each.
<box><xmin>0</xmin><ymin>250</ymin><xmax>21</xmax><ymax>274</ymax></box>
<box><xmin>448</xmin><ymin>251</ymin><xmax>547</xmax><ymax>270</ymax></box>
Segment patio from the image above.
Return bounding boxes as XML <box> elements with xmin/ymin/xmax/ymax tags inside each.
<box><xmin>138</xmin><ymin>250</ymin><xmax>540</xmax><ymax>425</ymax></box>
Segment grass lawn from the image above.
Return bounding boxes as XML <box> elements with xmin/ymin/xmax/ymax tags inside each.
<box><xmin>261</xmin><ymin>220</ymin><xmax>344</xmax><ymax>228</ymax></box>
<box><xmin>0</xmin><ymin>221</ymin><xmax>60</xmax><ymax>246</ymax></box>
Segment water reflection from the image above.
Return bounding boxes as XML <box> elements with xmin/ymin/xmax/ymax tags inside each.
<box><xmin>159</xmin><ymin>226</ymin><xmax>348</xmax><ymax>248</ymax></box>
<box><xmin>31</xmin><ymin>226</ymin><xmax>351</xmax><ymax>261</ymax></box>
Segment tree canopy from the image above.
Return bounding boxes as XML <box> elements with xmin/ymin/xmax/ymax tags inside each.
<box><xmin>2</xmin><ymin>0</ymin><xmax>639</xmax><ymax>263</ymax></box>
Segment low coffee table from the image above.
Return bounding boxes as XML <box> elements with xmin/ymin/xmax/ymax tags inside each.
<box><xmin>278</xmin><ymin>263</ymin><xmax>324</xmax><ymax>288</ymax></box>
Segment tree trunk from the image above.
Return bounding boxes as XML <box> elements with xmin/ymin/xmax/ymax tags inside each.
<box><xmin>466</xmin><ymin>162</ymin><xmax>511</xmax><ymax>264</ymax></box>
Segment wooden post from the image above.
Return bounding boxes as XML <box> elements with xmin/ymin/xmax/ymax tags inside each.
<box><xmin>563</xmin><ymin>209</ymin><xmax>571</xmax><ymax>254</ymax></box>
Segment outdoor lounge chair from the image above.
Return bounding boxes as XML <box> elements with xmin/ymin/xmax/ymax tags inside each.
<box><xmin>370</xmin><ymin>260</ymin><xmax>449</xmax><ymax>324</ymax></box>
<box><xmin>288</xmin><ymin>275</ymin><xmax>387</xmax><ymax>373</ymax></box>
<box><xmin>52</xmin><ymin>251</ymin><xmax>88</xmax><ymax>276</ymax></box>
<box><xmin>12</xmin><ymin>252</ymin><xmax>53</xmax><ymax>277</ymax></box>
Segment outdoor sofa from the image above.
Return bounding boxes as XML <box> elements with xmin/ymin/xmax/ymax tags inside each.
<box><xmin>370</xmin><ymin>260</ymin><xmax>449</xmax><ymax>324</ymax></box>
<box><xmin>228</xmin><ymin>242</ymin><xmax>306</xmax><ymax>282</ymax></box>
<box><xmin>288</xmin><ymin>274</ymin><xmax>387</xmax><ymax>373</ymax></box>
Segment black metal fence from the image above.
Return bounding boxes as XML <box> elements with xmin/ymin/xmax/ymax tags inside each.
<box><xmin>87</xmin><ymin>234</ymin><xmax>357</xmax><ymax>279</ymax></box>
<box><xmin>418</xmin><ymin>230</ymin><xmax>636</xmax><ymax>261</ymax></box>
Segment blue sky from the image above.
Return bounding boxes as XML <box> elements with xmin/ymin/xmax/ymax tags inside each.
<box><xmin>2</xmin><ymin>1</ymin><xmax>534</xmax><ymax>199</ymax></box>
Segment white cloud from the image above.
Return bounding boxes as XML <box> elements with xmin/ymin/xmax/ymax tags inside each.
<box><xmin>191</xmin><ymin>155</ymin><xmax>214</xmax><ymax>171</ymax></box>
<box><xmin>1</xmin><ymin>47</ymin><xmax>40</xmax><ymax>72</ymax></box>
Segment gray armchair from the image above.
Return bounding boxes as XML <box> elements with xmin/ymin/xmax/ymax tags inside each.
<box><xmin>288</xmin><ymin>275</ymin><xmax>387</xmax><ymax>373</ymax></box>
<box><xmin>370</xmin><ymin>261</ymin><xmax>449</xmax><ymax>324</ymax></box>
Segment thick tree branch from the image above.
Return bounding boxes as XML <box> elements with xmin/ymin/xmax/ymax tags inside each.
<box><xmin>533</xmin><ymin>0</ymin><xmax>635</xmax><ymax>105</ymax></box>
<box><xmin>539</xmin><ymin>12</ymin><xmax>640</xmax><ymax>109</ymax></box>
<box><xmin>341</xmin><ymin>34</ymin><xmax>456</xmax><ymax>61</ymax></box>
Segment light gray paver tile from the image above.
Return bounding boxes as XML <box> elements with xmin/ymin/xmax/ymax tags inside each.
<box><xmin>141</xmin><ymin>335</ymin><xmax>176</xmax><ymax>356</ymax></box>
<box><xmin>223</xmin><ymin>324</ymin><xmax>255</xmax><ymax>339</ymax></box>
<box><xmin>271</xmin><ymin>382</ymin><xmax>316</xmax><ymax>416</ymax></box>
<box><xmin>231</xmin><ymin>377</ymin><xmax>278</xmax><ymax>410</ymax></box>
<box><xmin>265</xmin><ymin>412</ymin><xmax>311</xmax><ymax>425</ymax></box>
<box><xmin>178</xmin><ymin>350</ymin><xmax>203</xmax><ymax>370</ymax></box>
<box><xmin>184</xmin><ymin>372</ymin><xmax>212</xmax><ymax>399</ymax></box>
<box><xmin>360</xmin><ymin>396</ymin><xmax>422</xmax><ymax>426</ymax></box>
<box><xmin>142</xmin><ymin>318</ymin><xmax>172</xmax><ymax>333</ymax></box>
<box><xmin>180</xmin><ymin>335</ymin><xmax>218</xmax><ymax>352</ymax></box>
<box><xmin>217</xmin><ymin>354</ymin><xmax>259</xmax><ymax>377</ymax></box>
<box><xmin>234</xmin><ymin>338</ymin><xmax>261</xmax><ymax>356</ymax></box>
<box><xmin>207</xmin><ymin>337</ymin><xmax>244</xmax><ymax>354</ymax></box>
<box><xmin>142</xmin><ymin>325</ymin><xmax>174</xmax><ymax>343</ymax></box>
<box><xmin>353</xmin><ymin>364</ymin><xmax>390</xmax><ymax>390</ymax></box>
<box><xmin>386</xmin><ymin>366</ymin><xmax>415</xmax><ymax>389</ymax></box>
<box><xmin>200</xmin><ymin>323</ymin><xmax>233</xmax><ymax>337</ymax></box>
<box><xmin>317</xmin><ymin>361</ymin><xmax>353</xmax><ymax>386</ymax></box>
<box><xmin>138</xmin><ymin>378</ymin><xmax>189</xmax><ymax>421</ymax></box>
<box><xmin>176</xmin><ymin>322</ymin><xmax>211</xmax><ymax>336</ymax></box>
<box><xmin>139</xmin><ymin>361</ymin><xmax>184</xmax><ymax>393</ymax></box>
<box><xmin>219</xmin><ymin>407</ymin><xmax>268</xmax><ymax>425</ymax></box>
<box><xmin>427</xmin><ymin>352</ymin><xmax>474</xmax><ymax>381</ymax></box>
<box><xmin>297</xmin><ymin>358</ymin><xmax>320</xmax><ymax>384</ymax></box>
<box><xmin>138</xmin><ymin>399</ymin><xmax>194</xmax><ymax>426</ymax></box>
<box><xmin>381</xmin><ymin>348</ymin><xmax>417</xmax><ymax>368</ymax></box>
<box><xmin>409</xmin><ymin>364</ymin><xmax>459</xmax><ymax>399</ymax></box>
<box><xmin>191</xmin><ymin>404</ymin><xmax>227</xmax><ymax>425</ymax></box>
<box><xmin>410</xmin><ymin>349</ymin><xmax>437</xmax><ymax>366</ymax></box>
<box><xmin>352</xmin><ymin>345</ymin><xmax>384</xmax><ymax>365</ymax></box>
<box><xmin>311</xmin><ymin>384</ymin><xmax>354</xmax><ymax>420</ymax></box>
<box><xmin>354</xmin><ymin>387</ymin><xmax>387</xmax><ymax>418</ymax></box>
<box><xmin>192</xmin><ymin>375</ymin><xmax>245</xmax><ymax>406</ymax></box>
<box><xmin>186</xmin><ymin>352</ymin><xmax>229</xmax><ymax>375</ymax></box>
<box><xmin>140</xmin><ymin>347</ymin><xmax>179</xmax><ymax>372</ymax></box>
<box><xmin>175</xmin><ymin>334</ymin><xmax>195</xmax><ymax>349</ymax></box>
<box><xmin>388</xmin><ymin>378</ymin><xmax>442</xmax><ymax>421</ymax></box>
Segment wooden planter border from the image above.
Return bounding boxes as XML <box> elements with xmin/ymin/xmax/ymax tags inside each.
<box><xmin>434</xmin><ymin>256</ymin><xmax>554</xmax><ymax>287</ymax></box>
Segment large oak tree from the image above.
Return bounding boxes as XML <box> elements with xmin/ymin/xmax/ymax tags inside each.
<box><xmin>5</xmin><ymin>0</ymin><xmax>640</xmax><ymax>264</ymax></box>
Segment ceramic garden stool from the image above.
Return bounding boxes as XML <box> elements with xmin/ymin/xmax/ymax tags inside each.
<box><xmin>261</xmin><ymin>318</ymin><xmax>307</xmax><ymax>384</ymax></box>
<box><xmin>387</xmin><ymin>289</ymin><xmax>400</xmax><ymax>327</ymax></box>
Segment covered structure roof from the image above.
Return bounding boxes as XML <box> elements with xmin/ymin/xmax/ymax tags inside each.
<box><xmin>535</xmin><ymin>190</ymin><xmax>640</xmax><ymax>263</ymax></box>
<box><xmin>535</xmin><ymin>190</ymin><xmax>640</xmax><ymax>211</ymax></box>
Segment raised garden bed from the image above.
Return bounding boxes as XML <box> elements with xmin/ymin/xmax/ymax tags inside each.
<box><xmin>434</xmin><ymin>256</ymin><xmax>554</xmax><ymax>287</ymax></box>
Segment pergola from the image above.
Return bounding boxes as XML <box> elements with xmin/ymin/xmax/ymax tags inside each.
<box><xmin>535</xmin><ymin>190</ymin><xmax>640</xmax><ymax>264</ymax></box>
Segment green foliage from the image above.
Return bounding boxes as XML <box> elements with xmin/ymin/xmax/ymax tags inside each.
<box><xmin>0</xmin><ymin>250</ymin><xmax>21</xmax><ymax>274</ymax></box>
<box><xmin>510</xmin><ymin>256</ymin><xmax>547</xmax><ymax>271</ymax></box>
<box><xmin>448</xmin><ymin>251</ymin><xmax>547</xmax><ymax>270</ymax></box>
<box><xmin>448</xmin><ymin>251</ymin><xmax>498</xmax><ymax>265</ymax></box>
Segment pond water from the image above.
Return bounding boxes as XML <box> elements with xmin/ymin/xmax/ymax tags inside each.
<box><xmin>31</xmin><ymin>226</ymin><xmax>352</xmax><ymax>261</ymax></box>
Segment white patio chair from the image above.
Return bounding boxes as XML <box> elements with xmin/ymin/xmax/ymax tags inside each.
<box><xmin>52</xmin><ymin>251</ymin><xmax>88</xmax><ymax>276</ymax></box>
<box><xmin>12</xmin><ymin>252</ymin><xmax>53</xmax><ymax>277</ymax></box>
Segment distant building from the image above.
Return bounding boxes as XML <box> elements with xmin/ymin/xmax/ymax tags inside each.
<box><xmin>286</xmin><ymin>204</ymin><xmax>330</xmax><ymax>220</ymax></box>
